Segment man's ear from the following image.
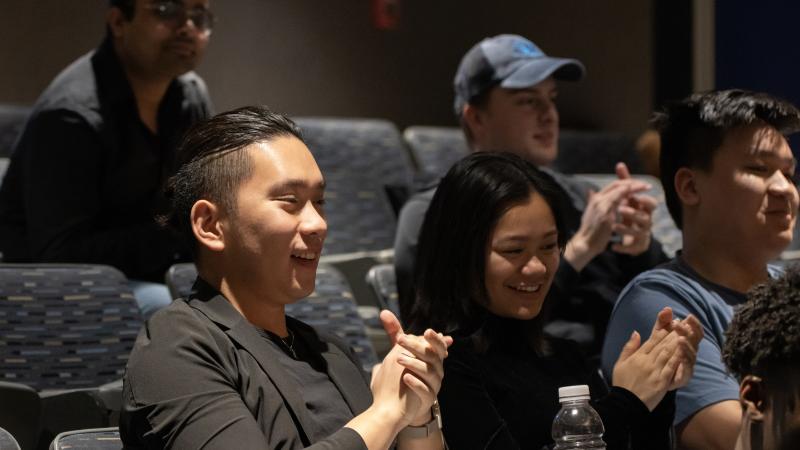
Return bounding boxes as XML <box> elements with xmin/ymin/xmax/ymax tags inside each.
<box><xmin>674</xmin><ymin>167</ymin><xmax>700</xmax><ymax>207</ymax></box>
<box><xmin>191</xmin><ymin>200</ymin><xmax>226</xmax><ymax>253</ymax></box>
<box><xmin>106</xmin><ymin>7</ymin><xmax>128</xmax><ymax>39</ymax></box>
<box><xmin>740</xmin><ymin>375</ymin><xmax>766</xmax><ymax>422</ymax></box>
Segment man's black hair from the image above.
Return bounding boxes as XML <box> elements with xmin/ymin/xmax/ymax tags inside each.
<box><xmin>162</xmin><ymin>105</ymin><xmax>304</xmax><ymax>254</ymax></box>
<box><xmin>109</xmin><ymin>0</ymin><xmax>136</xmax><ymax>20</ymax></box>
<box><xmin>653</xmin><ymin>89</ymin><xmax>800</xmax><ymax>229</ymax></box>
<box><xmin>459</xmin><ymin>88</ymin><xmax>493</xmax><ymax>149</ymax></box>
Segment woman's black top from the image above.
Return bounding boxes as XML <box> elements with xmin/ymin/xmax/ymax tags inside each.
<box><xmin>438</xmin><ymin>314</ymin><xmax>675</xmax><ymax>450</ymax></box>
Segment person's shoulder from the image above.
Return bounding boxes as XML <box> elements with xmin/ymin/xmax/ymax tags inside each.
<box><xmin>34</xmin><ymin>51</ymin><xmax>99</xmax><ymax>118</ymax></box>
<box><xmin>140</xmin><ymin>299</ymin><xmax>212</xmax><ymax>343</ymax></box>
<box><xmin>613</xmin><ymin>258</ymin><xmax>718</xmax><ymax>321</ymax></box>
<box><xmin>132</xmin><ymin>299</ymin><xmax>222</xmax><ymax>353</ymax></box>
<box><xmin>396</xmin><ymin>185</ymin><xmax>436</xmax><ymax>226</ymax></box>
<box><xmin>621</xmin><ymin>259</ymin><xmax>697</xmax><ymax>294</ymax></box>
<box><xmin>125</xmin><ymin>299</ymin><xmax>235</xmax><ymax>383</ymax></box>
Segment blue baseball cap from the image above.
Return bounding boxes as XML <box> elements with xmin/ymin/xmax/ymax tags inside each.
<box><xmin>453</xmin><ymin>34</ymin><xmax>586</xmax><ymax>116</ymax></box>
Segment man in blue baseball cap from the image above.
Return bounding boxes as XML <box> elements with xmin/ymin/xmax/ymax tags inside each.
<box><xmin>395</xmin><ymin>34</ymin><xmax>667</xmax><ymax>353</ymax></box>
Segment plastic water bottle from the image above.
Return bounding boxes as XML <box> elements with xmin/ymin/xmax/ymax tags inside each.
<box><xmin>551</xmin><ymin>385</ymin><xmax>606</xmax><ymax>449</ymax></box>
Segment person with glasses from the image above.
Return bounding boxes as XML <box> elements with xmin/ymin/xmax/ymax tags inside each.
<box><xmin>0</xmin><ymin>0</ymin><xmax>215</xmax><ymax>318</ymax></box>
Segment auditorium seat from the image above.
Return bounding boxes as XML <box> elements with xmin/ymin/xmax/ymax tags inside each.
<box><xmin>555</xmin><ymin>130</ymin><xmax>642</xmax><ymax>174</ymax></box>
<box><xmin>402</xmin><ymin>125</ymin><xmax>644</xmax><ymax>179</ymax></box>
<box><xmin>402</xmin><ymin>126</ymin><xmax>469</xmax><ymax>180</ymax></box>
<box><xmin>49</xmin><ymin>427</ymin><xmax>120</xmax><ymax>450</ymax></box>
<box><xmin>365</xmin><ymin>264</ymin><xmax>400</xmax><ymax>318</ymax></box>
<box><xmin>294</xmin><ymin>118</ymin><xmax>414</xmax><ymax>256</ymax></box>
<box><xmin>0</xmin><ymin>264</ymin><xmax>141</xmax><ymax>449</ymax></box>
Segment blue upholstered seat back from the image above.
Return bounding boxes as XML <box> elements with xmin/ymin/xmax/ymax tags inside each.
<box><xmin>295</xmin><ymin>118</ymin><xmax>414</xmax><ymax>254</ymax></box>
<box><xmin>0</xmin><ymin>265</ymin><xmax>141</xmax><ymax>391</ymax></box>
<box><xmin>365</xmin><ymin>264</ymin><xmax>400</xmax><ymax>317</ymax></box>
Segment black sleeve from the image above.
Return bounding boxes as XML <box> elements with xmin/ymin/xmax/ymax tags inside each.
<box><xmin>22</xmin><ymin>110</ymin><xmax>186</xmax><ymax>280</ymax></box>
<box><xmin>629</xmin><ymin>390</ymin><xmax>675</xmax><ymax>450</ymax></box>
<box><xmin>549</xmin><ymin>236</ymin><xmax>666</xmax><ymax>307</ymax></box>
<box><xmin>437</xmin><ymin>349</ymin><xmax>521</xmax><ymax>450</ymax></box>
<box><xmin>590</xmin><ymin>387</ymin><xmax>675</xmax><ymax>450</ymax></box>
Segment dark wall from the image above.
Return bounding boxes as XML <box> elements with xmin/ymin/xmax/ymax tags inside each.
<box><xmin>0</xmin><ymin>0</ymin><xmax>655</xmax><ymax>133</ymax></box>
<box><xmin>716</xmin><ymin>1</ymin><xmax>800</xmax><ymax>150</ymax></box>
<box><xmin>716</xmin><ymin>1</ymin><xmax>800</xmax><ymax>107</ymax></box>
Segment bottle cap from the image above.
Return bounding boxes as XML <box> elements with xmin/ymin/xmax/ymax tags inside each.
<box><xmin>558</xmin><ymin>384</ymin><xmax>590</xmax><ymax>401</ymax></box>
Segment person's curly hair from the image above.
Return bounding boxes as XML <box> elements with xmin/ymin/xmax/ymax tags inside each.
<box><xmin>723</xmin><ymin>264</ymin><xmax>800</xmax><ymax>379</ymax></box>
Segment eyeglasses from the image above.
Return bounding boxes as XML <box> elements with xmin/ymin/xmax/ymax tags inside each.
<box><xmin>147</xmin><ymin>2</ymin><xmax>215</xmax><ymax>33</ymax></box>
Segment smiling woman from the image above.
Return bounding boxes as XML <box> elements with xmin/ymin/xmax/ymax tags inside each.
<box><xmin>484</xmin><ymin>192</ymin><xmax>560</xmax><ymax>321</ymax></box>
<box><xmin>407</xmin><ymin>152</ymin><xmax>703</xmax><ymax>450</ymax></box>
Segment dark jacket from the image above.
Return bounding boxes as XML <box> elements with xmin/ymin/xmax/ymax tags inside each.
<box><xmin>121</xmin><ymin>280</ymin><xmax>371</xmax><ymax>449</ymax></box>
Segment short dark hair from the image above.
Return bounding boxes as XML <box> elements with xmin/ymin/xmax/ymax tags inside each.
<box><xmin>162</xmin><ymin>106</ymin><xmax>304</xmax><ymax>253</ymax></box>
<box><xmin>653</xmin><ymin>89</ymin><xmax>800</xmax><ymax>230</ymax></box>
<box><xmin>408</xmin><ymin>152</ymin><xmax>566</xmax><ymax>351</ymax></box>
<box><xmin>723</xmin><ymin>264</ymin><xmax>800</xmax><ymax>442</ymax></box>
<box><xmin>109</xmin><ymin>0</ymin><xmax>136</xmax><ymax>20</ymax></box>
<box><xmin>459</xmin><ymin>87</ymin><xmax>494</xmax><ymax>149</ymax></box>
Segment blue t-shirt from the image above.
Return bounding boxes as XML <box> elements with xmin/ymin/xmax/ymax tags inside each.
<box><xmin>600</xmin><ymin>255</ymin><xmax>779</xmax><ymax>425</ymax></box>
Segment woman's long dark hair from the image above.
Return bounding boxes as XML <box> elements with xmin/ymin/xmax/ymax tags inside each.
<box><xmin>407</xmin><ymin>152</ymin><xmax>566</xmax><ymax>351</ymax></box>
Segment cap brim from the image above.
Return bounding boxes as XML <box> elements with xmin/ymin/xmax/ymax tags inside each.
<box><xmin>500</xmin><ymin>57</ymin><xmax>586</xmax><ymax>89</ymax></box>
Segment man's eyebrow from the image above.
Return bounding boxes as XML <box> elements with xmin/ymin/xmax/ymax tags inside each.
<box><xmin>751</xmin><ymin>149</ymin><xmax>796</xmax><ymax>166</ymax></box>
<box><xmin>268</xmin><ymin>179</ymin><xmax>326</xmax><ymax>192</ymax></box>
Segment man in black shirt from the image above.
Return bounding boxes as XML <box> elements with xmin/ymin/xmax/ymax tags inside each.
<box><xmin>0</xmin><ymin>0</ymin><xmax>214</xmax><ymax>317</ymax></box>
<box><xmin>122</xmin><ymin>106</ymin><xmax>450</xmax><ymax>449</ymax></box>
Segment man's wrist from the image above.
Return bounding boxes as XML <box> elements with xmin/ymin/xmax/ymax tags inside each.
<box><xmin>365</xmin><ymin>404</ymin><xmax>407</xmax><ymax>436</ymax></box>
<box><xmin>409</xmin><ymin>410</ymin><xmax>433</xmax><ymax>427</ymax></box>
<box><xmin>400</xmin><ymin>402</ymin><xmax>442</xmax><ymax>439</ymax></box>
